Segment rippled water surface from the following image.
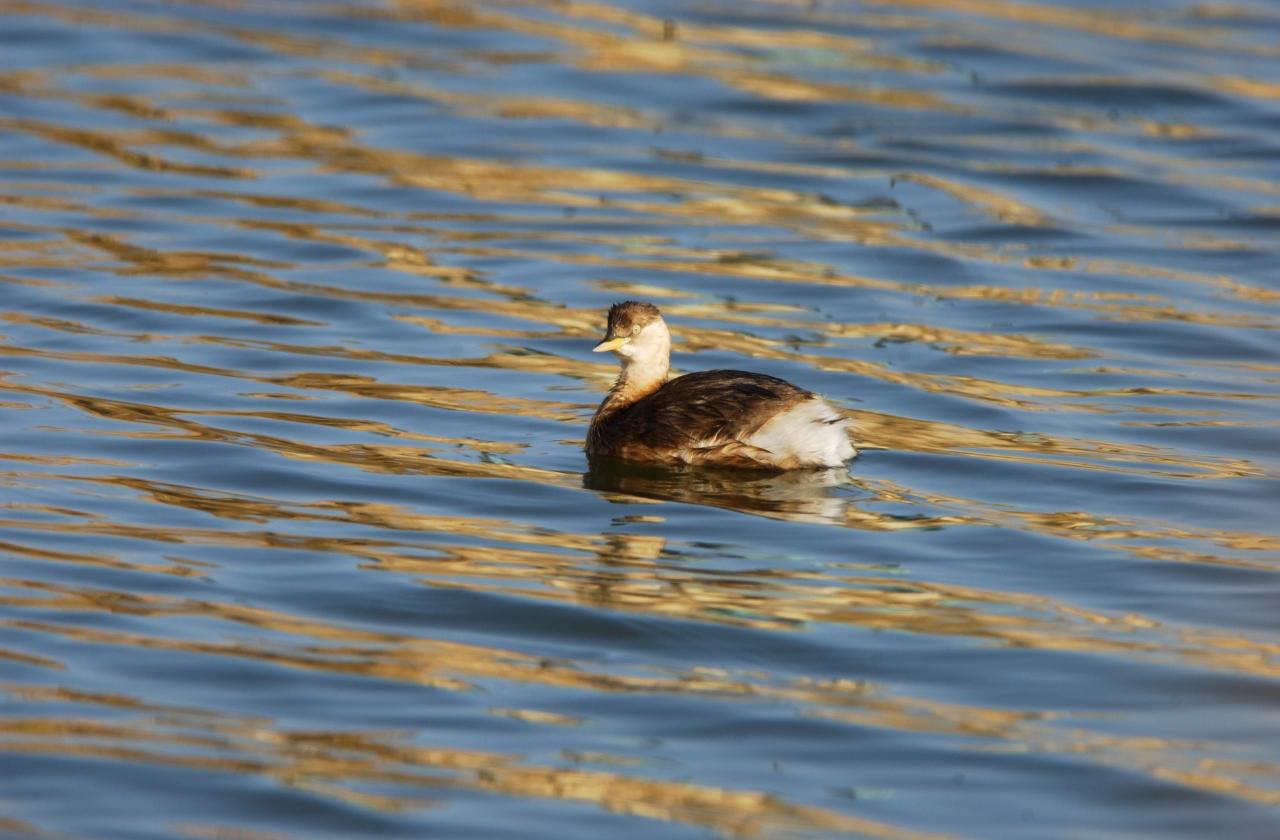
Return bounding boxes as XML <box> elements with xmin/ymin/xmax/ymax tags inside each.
<box><xmin>2</xmin><ymin>1</ymin><xmax>1279</xmax><ymax>837</ymax></box>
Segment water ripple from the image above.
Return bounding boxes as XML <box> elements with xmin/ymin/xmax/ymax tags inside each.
<box><xmin>0</xmin><ymin>0</ymin><xmax>1277</xmax><ymax>837</ymax></box>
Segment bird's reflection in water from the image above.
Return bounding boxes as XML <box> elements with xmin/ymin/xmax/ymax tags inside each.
<box><xmin>584</xmin><ymin>458</ymin><xmax>853</xmax><ymax>525</ymax></box>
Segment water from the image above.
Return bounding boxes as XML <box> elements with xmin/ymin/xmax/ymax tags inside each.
<box><xmin>1</xmin><ymin>1</ymin><xmax>1278</xmax><ymax>837</ymax></box>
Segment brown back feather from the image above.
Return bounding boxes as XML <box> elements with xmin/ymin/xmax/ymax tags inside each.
<box><xmin>587</xmin><ymin>369</ymin><xmax>812</xmax><ymax>463</ymax></box>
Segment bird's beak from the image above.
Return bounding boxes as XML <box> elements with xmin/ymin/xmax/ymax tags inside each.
<box><xmin>592</xmin><ymin>336</ymin><xmax>629</xmax><ymax>353</ymax></box>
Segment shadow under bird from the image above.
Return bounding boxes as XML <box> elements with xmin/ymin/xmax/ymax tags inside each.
<box><xmin>586</xmin><ymin>302</ymin><xmax>857</xmax><ymax>469</ymax></box>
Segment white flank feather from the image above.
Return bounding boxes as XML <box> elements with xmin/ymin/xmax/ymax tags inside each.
<box><xmin>742</xmin><ymin>398</ymin><xmax>856</xmax><ymax>467</ymax></box>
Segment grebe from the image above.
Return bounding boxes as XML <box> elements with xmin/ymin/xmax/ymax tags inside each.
<box><xmin>586</xmin><ymin>302</ymin><xmax>856</xmax><ymax>469</ymax></box>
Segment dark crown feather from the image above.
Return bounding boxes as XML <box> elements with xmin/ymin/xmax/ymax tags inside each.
<box><xmin>606</xmin><ymin>301</ymin><xmax>662</xmax><ymax>336</ymax></box>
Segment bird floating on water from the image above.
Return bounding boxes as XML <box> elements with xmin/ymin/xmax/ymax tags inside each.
<box><xmin>586</xmin><ymin>302</ymin><xmax>856</xmax><ymax>469</ymax></box>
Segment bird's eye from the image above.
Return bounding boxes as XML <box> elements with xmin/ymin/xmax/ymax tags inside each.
<box><xmin>631</xmin><ymin>325</ymin><xmax>641</xmax><ymax>336</ymax></box>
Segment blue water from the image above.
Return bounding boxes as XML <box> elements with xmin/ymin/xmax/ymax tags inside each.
<box><xmin>0</xmin><ymin>1</ymin><xmax>1278</xmax><ymax>838</ymax></box>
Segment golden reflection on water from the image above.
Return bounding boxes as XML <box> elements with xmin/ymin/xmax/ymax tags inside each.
<box><xmin>1</xmin><ymin>467</ymin><xmax>1275</xmax><ymax>685</ymax></box>
<box><xmin>4</xmin><ymin>540</ymin><xmax>1279</xmax><ymax>815</ymax></box>
<box><xmin>1</xmin><ymin>684</ymin><xmax>966</xmax><ymax>840</ymax></box>
<box><xmin>1</xmin><ymin>0</ymin><xmax>1278</xmax><ymax>836</ymax></box>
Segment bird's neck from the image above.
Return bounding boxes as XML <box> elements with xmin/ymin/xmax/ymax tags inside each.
<box><xmin>609</xmin><ymin>359</ymin><xmax>669</xmax><ymax>406</ymax></box>
<box><xmin>597</xmin><ymin>356</ymin><xmax>669</xmax><ymax>416</ymax></box>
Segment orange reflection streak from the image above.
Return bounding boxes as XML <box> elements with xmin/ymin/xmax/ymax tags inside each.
<box><xmin>896</xmin><ymin>172</ymin><xmax>1051</xmax><ymax>226</ymax></box>
<box><xmin>380</xmin><ymin>0</ymin><xmax>952</xmax><ymax>110</ymax></box>
<box><xmin>849</xmin><ymin>473</ymin><xmax>1280</xmax><ymax>571</ymax></box>
<box><xmin>0</xmin><ymin>536</ymin><xmax>202</xmax><ymax>579</ymax></box>
<box><xmin>826</xmin><ymin>321</ymin><xmax>1093</xmax><ymax>359</ymax></box>
<box><xmin>94</xmin><ymin>297</ymin><xmax>324</xmax><ymax>326</ymax></box>
<box><xmin>848</xmin><ymin>411</ymin><xmax>1263</xmax><ymax>480</ymax></box>
<box><xmin>0</xmin><ymin>118</ymin><xmax>256</xmax><ymax>179</ymax></box>
<box><xmin>856</xmin><ymin>0</ymin><xmax>1248</xmax><ymax>49</ymax></box>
